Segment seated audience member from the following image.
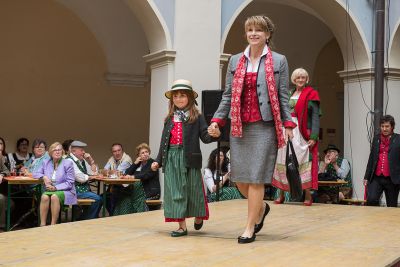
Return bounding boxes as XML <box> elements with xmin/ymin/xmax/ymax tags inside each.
<box><xmin>8</xmin><ymin>138</ymin><xmax>32</xmax><ymax>173</ymax></box>
<box><xmin>0</xmin><ymin>137</ymin><xmax>11</xmax><ymax>170</ymax></box>
<box><xmin>125</xmin><ymin>143</ymin><xmax>160</xmax><ymax>200</ymax></box>
<box><xmin>0</xmin><ymin>153</ymin><xmax>10</xmax><ymax>229</ymax></box>
<box><xmin>32</xmin><ymin>142</ymin><xmax>77</xmax><ymax>226</ymax></box>
<box><xmin>103</xmin><ymin>143</ymin><xmax>133</xmax><ymax>214</ymax></box>
<box><xmin>203</xmin><ymin>148</ymin><xmax>243</xmax><ymax>202</ymax></box>
<box><xmin>62</xmin><ymin>139</ymin><xmax>74</xmax><ymax>157</ymax></box>
<box><xmin>6</xmin><ymin>138</ymin><xmax>37</xmax><ymax>226</ymax></box>
<box><xmin>22</xmin><ymin>139</ymin><xmax>50</xmax><ymax>174</ymax></box>
<box><xmin>317</xmin><ymin>144</ymin><xmax>352</xmax><ymax>203</ymax></box>
<box><xmin>67</xmin><ymin>140</ymin><xmax>102</xmax><ymax>220</ymax></box>
<box><xmin>112</xmin><ymin>143</ymin><xmax>156</xmax><ymax>216</ymax></box>
<box><xmin>104</xmin><ymin>143</ymin><xmax>132</xmax><ymax>172</ymax></box>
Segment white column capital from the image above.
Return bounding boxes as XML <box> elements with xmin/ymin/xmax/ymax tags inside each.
<box><xmin>338</xmin><ymin>67</ymin><xmax>400</xmax><ymax>83</ymax></box>
<box><xmin>220</xmin><ymin>53</ymin><xmax>231</xmax><ymax>65</ymax></box>
<box><xmin>219</xmin><ymin>53</ymin><xmax>231</xmax><ymax>89</ymax></box>
<box><xmin>385</xmin><ymin>68</ymin><xmax>400</xmax><ymax>81</ymax></box>
<box><xmin>337</xmin><ymin>68</ymin><xmax>373</xmax><ymax>83</ymax></box>
<box><xmin>143</xmin><ymin>49</ymin><xmax>176</xmax><ymax>69</ymax></box>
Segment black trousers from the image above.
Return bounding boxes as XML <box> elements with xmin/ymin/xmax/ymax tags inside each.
<box><xmin>367</xmin><ymin>175</ymin><xmax>399</xmax><ymax>207</ymax></box>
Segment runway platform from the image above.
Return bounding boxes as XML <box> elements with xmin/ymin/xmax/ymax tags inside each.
<box><xmin>1</xmin><ymin>199</ymin><xmax>399</xmax><ymax>266</ymax></box>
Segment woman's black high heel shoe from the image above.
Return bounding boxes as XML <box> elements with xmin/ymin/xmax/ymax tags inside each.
<box><xmin>254</xmin><ymin>202</ymin><xmax>270</xmax><ymax>233</ymax></box>
<box><xmin>238</xmin><ymin>232</ymin><xmax>256</xmax><ymax>244</ymax></box>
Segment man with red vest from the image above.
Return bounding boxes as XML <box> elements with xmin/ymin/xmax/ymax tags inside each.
<box><xmin>364</xmin><ymin>115</ymin><xmax>400</xmax><ymax>207</ymax></box>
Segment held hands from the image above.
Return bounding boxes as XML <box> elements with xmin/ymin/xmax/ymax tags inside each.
<box><xmin>208</xmin><ymin>122</ymin><xmax>221</xmax><ymax>138</ymax></box>
<box><xmin>45</xmin><ymin>184</ymin><xmax>56</xmax><ymax>191</ymax></box>
<box><xmin>151</xmin><ymin>162</ymin><xmax>159</xmax><ymax>171</ymax></box>
<box><xmin>285</xmin><ymin>128</ymin><xmax>294</xmax><ymax>142</ymax></box>
<box><xmin>324</xmin><ymin>151</ymin><xmax>338</xmax><ymax>165</ymax></box>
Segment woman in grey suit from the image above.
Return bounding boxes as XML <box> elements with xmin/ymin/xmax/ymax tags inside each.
<box><xmin>208</xmin><ymin>15</ymin><xmax>295</xmax><ymax>243</ymax></box>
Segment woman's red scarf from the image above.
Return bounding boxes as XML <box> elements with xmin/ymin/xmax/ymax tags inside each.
<box><xmin>294</xmin><ymin>86</ymin><xmax>320</xmax><ymax>189</ymax></box>
<box><xmin>230</xmin><ymin>47</ymin><xmax>285</xmax><ymax>148</ymax></box>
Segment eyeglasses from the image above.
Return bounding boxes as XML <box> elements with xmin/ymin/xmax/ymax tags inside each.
<box><xmin>34</xmin><ymin>146</ymin><xmax>46</xmax><ymax>149</ymax></box>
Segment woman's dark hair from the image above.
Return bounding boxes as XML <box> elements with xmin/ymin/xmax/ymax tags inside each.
<box><xmin>0</xmin><ymin>137</ymin><xmax>6</xmax><ymax>156</ymax></box>
<box><xmin>32</xmin><ymin>139</ymin><xmax>47</xmax><ymax>151</ymax></box>
<box><xmin>207</xmin><ymin>148</ymin><xmax>229</xmax><ymax>174</ymax></box>
<box><xmin>16</xmin><ymin>138</ymin><xmax>29</xmax><ymax>151</ymax></box>
<box><xmin>62</xmin><ymin>139</ymin><xmax>74</xmax><ymax>153</ymax></box>
<box><xmin>380</xmin><ymin>115</ymin><xmax>395</xmax><ymax>128</ymax></box>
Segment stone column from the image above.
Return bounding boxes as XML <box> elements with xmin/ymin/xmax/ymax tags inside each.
<box><xmin>339</xmin><ymin>69</ymin><xmax>374</xmax><ymax>201</ymax></box>
<box><xmin>174</xmin><ymin>0</ymin><xmax>223</xmax><ymax>168</ymax></box>
<box><xmin>143</xmin><ymin>49</ymin><xmax>176</xmax><ymax>199</ymax></box>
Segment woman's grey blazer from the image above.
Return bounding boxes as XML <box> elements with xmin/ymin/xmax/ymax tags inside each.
<box><xmin>213</xmin><ymin>51</ymin><xmax>293</xmax><ymax>125</ymax></box>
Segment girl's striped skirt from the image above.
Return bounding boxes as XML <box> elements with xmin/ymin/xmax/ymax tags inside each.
<box><xmin>163</xmin><ymin>145</ymin><xmax>209</xmax><ymax>222</ymax></box>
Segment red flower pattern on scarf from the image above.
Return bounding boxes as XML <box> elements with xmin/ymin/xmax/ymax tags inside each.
<box><xmin>230</xmin><ymin>47</ymin><xmax>285</xmax><ymax>148</ymax></box>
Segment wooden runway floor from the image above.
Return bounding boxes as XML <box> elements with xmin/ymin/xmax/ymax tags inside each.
<box><xmin>0</xmin><ymin>200</ymin><xmax>399</xmax><ymax>267</ymax></box>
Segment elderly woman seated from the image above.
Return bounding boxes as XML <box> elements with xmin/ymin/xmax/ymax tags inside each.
<box><xmin>203</xmin><ymin>148</ymin><xmax>243</xmax><ymax>202</ymax></box>
<box><xmin>33</xmin><ymin>142</ymin><xmax>77</xmax><ymax>226</ymax></box>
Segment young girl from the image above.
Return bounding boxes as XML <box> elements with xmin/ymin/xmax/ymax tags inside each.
<box><xmin>151</xmin><ymin>79</ymin><xmax>219</xmax><ymax>237</ymax></box>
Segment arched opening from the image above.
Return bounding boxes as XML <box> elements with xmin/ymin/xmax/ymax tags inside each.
<box><xmin>222</xmin><ymin>0</ymin><xmax>368</xmax><ymax>155</ymax></box>
<box><xmin>0</xmin><ymin>0</ymin><xmax>167</xmax><ymax>164</ymax></box>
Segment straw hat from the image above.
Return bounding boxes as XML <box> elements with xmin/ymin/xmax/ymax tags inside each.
<box><xmin>165</xmin><ymin>79</ymin><xmax>198</xmax><ymax>99</ymax></box>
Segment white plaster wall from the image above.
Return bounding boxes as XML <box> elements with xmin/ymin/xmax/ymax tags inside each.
<box><xmin>148</xmin><ymin>63</ymin><xmax>175</xmax><ymax>199</ymax></box>
<box><xmin>174</xmin><ymin>0</ymin><xmax>222</xmax><ymax>167</ymax></box>
<box><xmin>343</xmin><ymin>80</ymin><xmax>373</xmax><ymax>200</ymax></box>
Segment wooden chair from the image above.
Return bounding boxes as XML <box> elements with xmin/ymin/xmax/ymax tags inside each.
<box><xmin>340</xmin><ymin>198</ymin><xmax>366</xmax><ymax>206</ymax></box>
<box><xmin>60</xmin><ymin>199</ymin><xmax>96</xmax><ymax>222</ymax></box>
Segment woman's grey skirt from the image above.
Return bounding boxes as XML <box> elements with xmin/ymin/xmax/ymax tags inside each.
<box><xmin>230</xmin><ymin>121</ymin><xmax>278</xmax><ymax>184</ymax></box>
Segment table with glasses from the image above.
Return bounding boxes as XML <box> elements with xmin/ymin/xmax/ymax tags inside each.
<box><xmin>4</xmin><ymin>176</ymin><xmax>42</xmax><ymax>231</ymax></box>
<box><xmin>94</xmin><ymin>176</ymin><xmax>140</xmax><ymax>217</ymax></box>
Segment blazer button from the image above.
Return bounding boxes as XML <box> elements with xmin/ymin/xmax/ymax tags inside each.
<box><xmin>260</xmin><ymin>102</ymin><xmax>263</xmax><ymax>106</ymax></box>
<box><xmin>258</xmin><ymin>92</ymin><xmax>261</xmax><ymax>96</ymax></box>
<box><xmin>257</xmin><ymin>84</ymin><xmax>260</xmax><ymax>87</ymax></box>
